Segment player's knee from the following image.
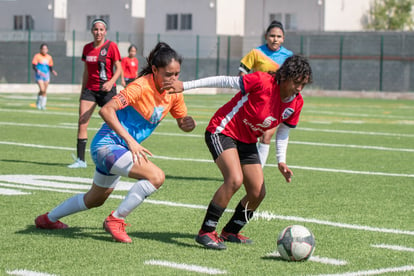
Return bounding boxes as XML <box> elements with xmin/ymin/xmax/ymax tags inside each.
<box><xmin>148</xmin><ymin>170</ymin><xmax>165</xmax><ymax>189</ymax></box>
<box><xmin>224</xmin><ymin>176</ymin><xmax>243</xmax><ymax>193</ymax></box>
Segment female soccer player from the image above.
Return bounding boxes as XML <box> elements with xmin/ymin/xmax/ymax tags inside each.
<box><xmin>68</xmin><ymin>18</ymin><xmax>122</xmax><ymax>168</ymax></box>
<box><xmin>239</xmin><ymin>20</ymin><xmax>293</xmax><ymax>167</ymax></box>
<box><xmin>32</xmin><ymin>43</ymin><xmax>58</xmax><ymax>110</ymax></box>
<box><xmin>121</xmin><ymin>44</ymin><xmax>139</xmax><ymax>87</ymax></box>
<box><xmin>35</xmin><ymin>42</ymin><xmax>196</xmax><ymax>243</ymax></box>
<box><xmin>164</xmin><ymin>55</ymin><xmax>312</xmax><ymax>250</ymax></box>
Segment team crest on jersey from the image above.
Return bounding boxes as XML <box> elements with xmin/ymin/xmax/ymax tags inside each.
<box><xmin>257</xmin><ymin>116</ymin><xmax>277</xmax><ymax>128</ymax></box>
<box><xmin>282</xmin><ymin>108</ymin><xmax>294</xmax><ymax>119</ymax></box>
<box><xmin>100</xmin><ymin>48</ymin><xmax>107</xmax><ymax>56</ymax></box>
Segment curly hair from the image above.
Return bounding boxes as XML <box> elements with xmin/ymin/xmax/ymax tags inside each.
<box><xmin>275</xmin><ymin>55</ymin><xmax>313</xmax><ymax>84</ymax></box>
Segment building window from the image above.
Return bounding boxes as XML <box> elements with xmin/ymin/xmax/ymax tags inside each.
<box><xmin>87</xmin><ymin>15</ymin><xmax>110</xmax><ymax>30</ymax></box>
<box><xmin>167</xmin><ymin>14</ymin><xmax>178</xmax><ymax>30</ymax></box>
<box><xmin>269</xmin><ymin>13</ymin><xmax>282</xmax><ymax>24</ymax></box>
<box><xmin>14</xmin><ymin>15</ymin><xmax>34</xmax><ymax>30</ymax></box>
<box><xmin>285</xmin><ymin>13</ymin><xmax>297</xmax><ymax>30</ymax></box>
<box><xmin>25</xmin><ymin>15</ymin><xmax>34</xmax><ymax>30</ymax></box>
<box><xmin>180</xmin><ymin>14</ymin><xmax>192</xmax><ymax>30</ymax></box>
<box><xmin>14</xmin><ymin>15</ymin><xmax>23</xmax><ymax>30</ymax></box>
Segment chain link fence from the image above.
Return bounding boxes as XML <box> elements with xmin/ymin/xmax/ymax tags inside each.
<box><xmin>0</xmin><ymin>30</ymin><xmax>413</xmax><ymax>92</ymax></box>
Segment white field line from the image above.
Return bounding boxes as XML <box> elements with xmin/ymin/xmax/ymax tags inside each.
<box><xmin>266</xmin><ymin>251</ymin><xmax>347</xmax><ymax>265</ymax></box>
<box><xmin>0</xmin><ymin>141</ymin><xmax>413</xmax><ymax>178</ymax></box>
<box><xmin>144</xmin><ymin>260</ymin><xmax>227</xmax><ymax>275</ymax></box>
<box><xmin>6</xmin><ymin>269</ymin><xmax>57</xmax><ymax>276</ymax></box>
<box><xmin>0</xmin><ymin>175</ymin><xmax>413</xmax><ymax>237</ymax></box>
<box><xmin>371</xmin><ymin>244</ymin><xmax>414</xmax><ymax>252</ymax></box>
<box><xmin>315</xmin><ymin>265</ymin><xmax>414</xmax><ymax>276</ymax></box>
<box><xmin>2</xmin><ymin>121</ymin><xmax>414</xmax><ymax>151</ymax></box>
<box><xmin>2</xmin><ymin>120</ymin><xmax>414</xmax><ymax>138</ymax></box>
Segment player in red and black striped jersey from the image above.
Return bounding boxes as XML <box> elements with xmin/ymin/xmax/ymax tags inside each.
<box><xmin>69</xmin><ymin>18</ymin><xmax>122</xmax><ymax>169</ymax></box>
<box><xmin>164</xmin><ymin>55</ymin><xmax>312</xmax><ymax>250</ymax></box>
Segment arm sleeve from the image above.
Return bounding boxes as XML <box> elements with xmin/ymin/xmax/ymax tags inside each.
<box><xmin>275</xmin><ymin>123</ymin><xmax>291</xmax><ymax>164</ymax></box>
<box><xmin>183</xmin><ymin>76</ymin><xmax>241</xmax><ymax>91</ymax></box>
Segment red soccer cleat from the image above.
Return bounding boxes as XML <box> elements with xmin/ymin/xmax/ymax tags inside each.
<box><xmin>103</xmin><ymin>211</ymin><xmax>132</xmax><ymax>243</ymax></box>
<box><xmin>220</xmin><ymin>230</ymin><xmax>253</xmax><ymax>244</ymax></box>
<box><xmin>35</xmin><ymin>213</ymin><xmax>68</xmax><ymax>229</ymax></box>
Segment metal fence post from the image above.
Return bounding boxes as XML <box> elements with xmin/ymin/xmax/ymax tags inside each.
<box><xmin>27</xmin><ymin>29</ymin><xmax>31</xmax><ymax>83</ymax></box>
<box><xmin>338</xmin><ymin>35</ymin><xmax>343</xmax><ymax>90</ymax></box>
<box><xmin>226</xmin><ymin>36</ymin><xmax>231</xmax><ymax>75</ymax></box>
<box><xmin>216</xmin><ymin>36</ymin><xmax>220</xmax><ymax>75</ymax></box>
<box><xmin>72</xmin><ymin>30</ymin><xmax>76</xmax><ymax>84</ymax></box>
<box><xmin>196</xmin><ymin>35</ymin><xmax>199</xmax><ymax>79</ymax></box>
<box><xmin>379</xmin><ymin>35</ymin><xmax>384</xmax><ymax>91</ymax></box>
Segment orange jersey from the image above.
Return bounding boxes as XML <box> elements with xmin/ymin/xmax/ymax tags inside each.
<box><xmin>95</xmin><ymin>74</ymin><xmax>188</xmax><ymax>144</ymax></box>
<box><xmin>32</xmin><ymin>53</ymin><xmax>54</xmax><ymax>74</ymax></box>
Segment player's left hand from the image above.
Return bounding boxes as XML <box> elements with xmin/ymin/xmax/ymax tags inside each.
<box><xmin>278</xmin><ymin>162</ymin><xmax>293</xmax><ymax>183</ymax></box>
<box><xmin>162</xmin><ymin>80</ymin><xmax>184</xmax><ymax>94</ymax></box>
<box><xmin>102</xmin><ymin>81</ymin><xmax>113</xmax><ymax>92</ymax></box>
<box><xmin>178</xmin><ymin>116</ymin><xmax>196</xmax><ymax>132</ymax></box>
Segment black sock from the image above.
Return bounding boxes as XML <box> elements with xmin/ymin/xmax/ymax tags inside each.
<box><xmin>77</xmin><ymin>139</ymin><xmax>88</xmax><ymax>161</ymax></box>
<box><xmin>200</xmin><ymin>201</ymin><xmax>225</xmax><ymax>233</ymax></box>
<box><xmin>222</xmin><ymin>201</ymin><xmax>254</xmax><ymax>234</ymax></box>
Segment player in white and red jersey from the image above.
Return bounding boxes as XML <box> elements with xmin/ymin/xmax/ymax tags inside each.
<box><xmin>164</xmin><ymin>55</ymin><xmax>312</xmax><ymax>250</ymax></box>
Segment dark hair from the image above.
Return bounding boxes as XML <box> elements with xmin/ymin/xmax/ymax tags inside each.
<box><xmin>275</xmin><ymin>55</ymin><xmax>313</xmax><ymax>84</ymax></box>
<box><xmin>91</xmin><ymin>18</ymin><xmax>107</xmax><ymax>30</ymax></box>
<box><xmin>138</xmin><ymin>42</ymin><xmax>182</xmax><ymax>77</ymax></box>
<box><xmin>266</xmin><ymin>20</ymin><xmax>285</xmax><ymax>35</ymax></box>
<box><xmin>128</xmin><ymin>44</ymin><xmax>137</xmax><ymax>52</ymax></box>
<box><xmin>40</xmin><ymin>43</ymin><xmax>48</xmax><ymax>49</ymax></box>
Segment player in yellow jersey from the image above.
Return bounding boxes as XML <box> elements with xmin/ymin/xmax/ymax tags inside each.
<box><xmin>239</xmin><ymin>20</ymin><xmax>293</xmax><ymax>167</ymax></box>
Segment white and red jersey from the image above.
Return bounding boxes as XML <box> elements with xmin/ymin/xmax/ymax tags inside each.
<box><xmin>206</xmin><ymin>72</ymin><xmax>303</xmax><ymax>144</ymax></box>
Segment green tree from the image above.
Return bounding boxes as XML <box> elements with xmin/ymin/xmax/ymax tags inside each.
<box><xmin>366</xmin><ymin>0</ymin><xmax>414</xmax><ymax>30</ymax></box>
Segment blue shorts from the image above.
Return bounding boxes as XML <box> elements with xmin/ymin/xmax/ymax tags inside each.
<box><xmin>91</xmin><ymin>143</ymin><xmax>130</xmax><ymax>175</ymax></box>
<box><xmin>35</xmin><ymin>72</ymin><xmax>50</xmax><ymax>82</ymax></box>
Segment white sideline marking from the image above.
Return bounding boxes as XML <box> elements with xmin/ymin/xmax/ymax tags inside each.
<box><xmin>315</xmin><ymin>265</ymin><xmax>414</xmax><ymax>276</ymax></box>
<box><xmin>1</xmin><ymin>141</ymin><xmax>414</xmax><ymax>179</ymax></box>
<box><xmin>6</xmin><ymin>269</ymin><xmax>57</xmax><ymax>276</ymax></box>
<box><xmin>266</xmin><ymin>251</ymin><xmax>347</xmax><ymax>265</ymax></box>
<box><xmin>254</xmin><ymin>211</ymin><xmax>414</xmax><ymax>236</ymax></box>
<box><xmin>0</xmin><ymin>175</ymin><xmax>413</xmax><ymax>237</ymax></box>
<box><xmin>144</xmin><ymin>260</ymin><xmax>227</xmax><ymax>275</ymax></box>
<box><xmin>0</xmin><ymin>187</ymin><xmax>31</xmax><ymax>195</ymax></box>
<box><xmin>300</xmin><ymin>127</ymin><xmax>414</xmax><ymax>138</ymax></box>
<box><xmin>371</xmin><ymin>244</ymin><xmax>414</xmax><ymax>252</ymax></box>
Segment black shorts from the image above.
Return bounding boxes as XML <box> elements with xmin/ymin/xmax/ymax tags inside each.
<box><xmin>124</xmin><ymin>78</ymin><xmax>135</xmax><ymax>85</ymax></box>
<box><xmin>204</xmin><ymin>131</ymin><xmax>260</xmax><ymax>165</ymax></box>
<box><xmin>80</xmin><ymin>87</ymin><xmax>117</xmax><ymax>107</ymax></box>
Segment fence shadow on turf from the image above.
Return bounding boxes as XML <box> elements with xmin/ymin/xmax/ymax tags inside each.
<box><xmin>16</xmin><ymin>225</ymin><xmax>114</xmax><ymax>243</ymax></box>
<box><xmin>1</xmin><ymin>159</ymin><xmax>69</xmax><ymax>168</ymax></box>
<box><xmin>128</xmin><ymin>231</ymin><xmax>200</xmax><ymax>249</ymax></box>
<box><xmin>16</xmin><ymin>226</ymin><xmax>199</xmax><ymax>247</ymax></box>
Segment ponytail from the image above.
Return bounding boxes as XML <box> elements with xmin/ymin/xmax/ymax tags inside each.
<box><xmin>138</xmin><ymin>42</ymin><xmax>182</xmax><ymax>77</ymax></box>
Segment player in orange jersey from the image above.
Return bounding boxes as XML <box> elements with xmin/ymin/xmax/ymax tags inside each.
<box><xmin>35</xmin><ymin>42</ymin><xmax>196</xmax><ymax>244</ymax></box>
<box><xmin>32</xmin><ymin>43</ymin><xmax>57</xmax><ymax>110</ymax></box>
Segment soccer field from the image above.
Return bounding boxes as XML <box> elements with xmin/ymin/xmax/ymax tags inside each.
<box><xmin>0</xmin><ymin>92</ymin><xmax>413</xmax><ymax>276</ymax></box>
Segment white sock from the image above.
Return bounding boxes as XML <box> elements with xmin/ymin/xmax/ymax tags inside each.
<box><xmin>257</xmin><ymin>143</ymin><xmax>270</xmax><ymax>167</ymax></box>
<box><xmin>42</xmin><ymin>96</ymin><xmax>47</xmax><ymax>108</ymax></box>
<box><xmin>48</xmin><ymin>193</ymin><xmax>88</xmax><ymax>222</ymax></box>
<box><xmin>113</xmin><ymin>180</ymin><xmax>157</xmax><ymax>219</ymax></box>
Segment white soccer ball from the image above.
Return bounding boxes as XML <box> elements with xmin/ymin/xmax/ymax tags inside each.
<box><xmin>277</xmin><ymin>225</ymin><xmax>315</xmax><ymax>261</ymax></box>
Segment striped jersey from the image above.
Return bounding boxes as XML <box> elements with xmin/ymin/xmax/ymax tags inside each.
<box><xmin>206</xmin><ymin>72</ymin><xmax>303</xmax><ymax>144</ymax></box>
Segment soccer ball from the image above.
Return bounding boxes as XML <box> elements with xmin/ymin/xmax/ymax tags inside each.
<box><xmin>277</xmin><ymin>225</ymin><xmax>315</xmax><ymax>261</ymax></box>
